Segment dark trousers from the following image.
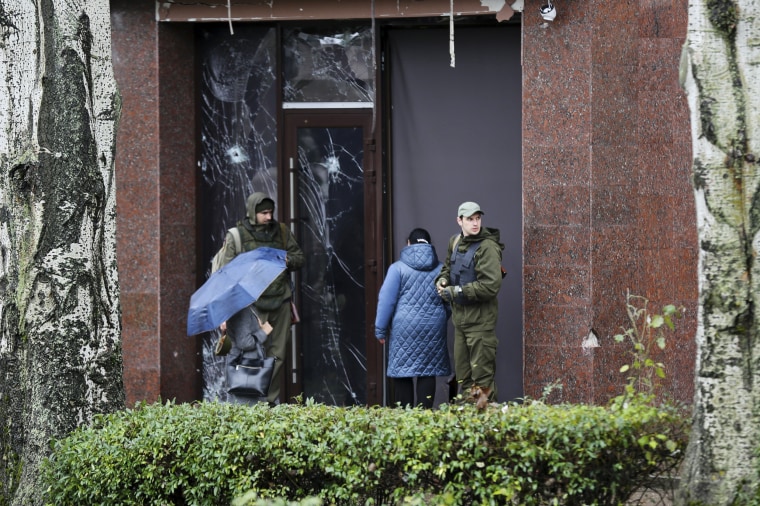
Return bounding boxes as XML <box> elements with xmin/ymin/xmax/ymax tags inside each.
<box><xmin>393</xmin><ymin>376</ymin><xmax>437</xmax><ymax>408</ymax></box>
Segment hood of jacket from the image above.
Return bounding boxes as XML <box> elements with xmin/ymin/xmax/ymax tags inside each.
<box><xmin>245</xmin><ymin>192</ymin><xmax>275</xmax><ymax>224</ymax></box>
<box><xmin>459</xmin><ymin>226</ymin><xmax>504</xmax><ymax>250</ymax></box>
<box><xmin>400</xmin><ymin>243</ymin><xmax>440</xmax><ymax>271</ymax></box>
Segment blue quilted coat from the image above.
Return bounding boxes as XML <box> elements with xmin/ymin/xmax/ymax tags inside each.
<box><xmin>375</xmin><ymin>243</ymin><xmax>452</xmax><ymax>378</ymax></box>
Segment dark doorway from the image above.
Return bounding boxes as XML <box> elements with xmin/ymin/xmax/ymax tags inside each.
<box><xmin>386</xmin><ymin>25</ymin><xmax>524</xmax><ymax>402</ymax></box>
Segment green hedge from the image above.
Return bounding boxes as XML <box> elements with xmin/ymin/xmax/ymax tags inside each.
<box><xmin>41</xmin><ymin>397</ymin><xmax>687</xmax><ymax>505</ymax></box>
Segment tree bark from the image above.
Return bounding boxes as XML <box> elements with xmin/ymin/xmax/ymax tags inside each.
<box><xmin>678</xmin><ymin>0</ymin><xmax>760</xmax><ymax>503</ymax></box>
<box><xmin>0</xmin><ymin>2</ymin><xmax>123</xmax><ymax>505</ymax></box>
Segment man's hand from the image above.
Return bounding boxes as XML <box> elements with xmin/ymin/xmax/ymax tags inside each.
<box><xmin>436</xmin><ymin>278</ymin><xmax>448</xmax><ymax>294</ymax></box>
<box><xmin>440</xmin><ymin>285</ymin><xmax>461</xmax><ymax>303</ymax></box>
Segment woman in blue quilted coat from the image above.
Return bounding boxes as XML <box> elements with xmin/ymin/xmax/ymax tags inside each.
<box><xmin>375</xmin><ymin>228</ymin><xmax>452</xmax><ymax>408</ymax></box>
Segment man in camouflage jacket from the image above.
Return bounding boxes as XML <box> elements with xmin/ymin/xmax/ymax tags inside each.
<box><xmin>219</xmin><ymin>192</ymin><xmax>304</xmax><ymax>405</ymax></box>
<box><xmin>435</xmin><ymin>201</ymin><xmax>504</xmax><ymax>405</ymax></box>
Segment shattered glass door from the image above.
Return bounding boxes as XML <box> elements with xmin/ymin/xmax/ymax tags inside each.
<box><xmin>294</xmin><ymin>124</ymin><xmax>367</xmax><ymax>405</ymax></box>
<box><xmin>282</xmin><ymin>26</ymin><xmax>377</xmax><ymax>405</ymax></box>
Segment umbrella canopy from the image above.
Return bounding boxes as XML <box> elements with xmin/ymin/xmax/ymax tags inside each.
<box><xmin>187</xmin><ymin>246</ymin><xmax>287</xmax><ymax>336</ymax></box>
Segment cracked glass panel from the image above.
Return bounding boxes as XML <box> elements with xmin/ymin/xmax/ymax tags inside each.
<box><xmin>197</xmin><ymin>25</ymin><xmax>278</xmax><ymax>402</ymax></box>
<box><xmin>297</xmin><ymin>126</ymin><xmax>366</xmax><ymax>405</ymax></box>
<box><xmin>197</xmin><ymin>25</ymin><xmax>368</xmax><ymax>405</ymax></box>
<box><xmin>283</xmin><ymin>27</ymin><xmax>375</xmax><ymax>103</ymax></box>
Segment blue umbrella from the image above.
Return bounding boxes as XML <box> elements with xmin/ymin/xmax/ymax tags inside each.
<box><xmin>187</xmin><ymin>246</ymin><xmax>287</xmax><ymax>336</ymax></box>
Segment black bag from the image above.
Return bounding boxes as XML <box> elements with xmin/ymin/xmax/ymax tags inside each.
<box><xmin>227</xmin><ymin>343</ymin><xmax>275</xmax><ymax>397</ymax></box>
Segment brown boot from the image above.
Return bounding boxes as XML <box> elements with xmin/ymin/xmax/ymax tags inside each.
<box><xmin>470</xmin><ymin>385</ymin><xmax>492</xmax><ymax>410</ymax></box>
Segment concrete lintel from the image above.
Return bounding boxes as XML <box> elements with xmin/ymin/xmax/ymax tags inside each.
<box><xmin>156</xmin><ymin>0</ymin><xmax>509</xmax><ymax>23</ymax></box>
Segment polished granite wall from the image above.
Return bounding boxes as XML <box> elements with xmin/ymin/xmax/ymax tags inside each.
<box><xmin>112</xmin><ymin>0</ymin><xmax>200</xmax><ymax>406</ymax></box>
<box><xmin>521</xmin><ymin>0</ymin><xmax>695</xmax><ymax>404</ymax></box>
<box><xmin>110</xmin><ymin>0</ymin><xmax>696</xmax><ymax>407</ymax></box>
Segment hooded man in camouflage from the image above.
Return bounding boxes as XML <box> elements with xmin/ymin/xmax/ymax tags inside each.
<box><xmin>219</xmin><ymin>192</ymin><xmax>304</xmax><ymax>405</ymax></box>
<box><xmin>435</xmin><ymin>201</ymin><xmax>504</xmax><ymax>405</ymax></box>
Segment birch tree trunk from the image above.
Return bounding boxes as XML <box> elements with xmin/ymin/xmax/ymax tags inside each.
<box><xmin>0</xmin><ymin>2</ymin><xmax>123</xmax><ymax>505</ymax></box>
<box><xmin>678</xmin><ymin>0</ymin><xmax>760</xmax><ymax>503</ymax></box>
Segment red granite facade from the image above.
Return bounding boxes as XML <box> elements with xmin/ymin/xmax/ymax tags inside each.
<box><xmin>522</xmin><ymin>0</ymin><xmax>695</xmax><ymax>404</ymax></box>
<box><xmin>112</xmin><ymin>1</ymin><xmax>201</xmax><ymax>405</ymax></box>
<box><xmin>111</xmin><ymin>0</ymin><xmax>695</xmax><ymax>408</ymax></box>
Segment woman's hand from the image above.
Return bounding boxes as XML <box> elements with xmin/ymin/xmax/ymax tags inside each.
<box><xmin>257</xmin><ymin>315</ymin><xmax>273</xmax><ymax>335</ymax></box>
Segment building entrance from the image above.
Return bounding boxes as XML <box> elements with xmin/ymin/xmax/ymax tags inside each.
<box><xmin>197</xmin><ymin>20</ymin><xmax>522</xmax><ymax>405</ymax></box>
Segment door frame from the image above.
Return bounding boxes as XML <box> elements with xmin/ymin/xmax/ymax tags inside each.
<box><xmin>281</xmin><ymin>109</ymin><xmax>384</xmax><ymax>405</ymax></box>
